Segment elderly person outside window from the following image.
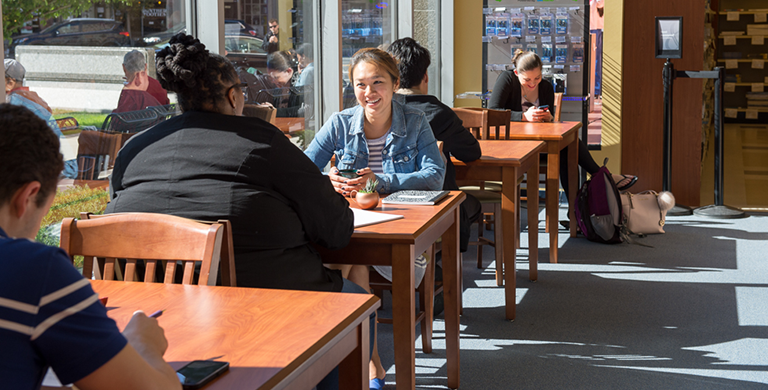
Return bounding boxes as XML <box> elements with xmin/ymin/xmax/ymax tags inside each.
<box><xmin>4</xmin><ymin>59</ymin><xmax>77</xmax><ymax>178</ymax></box>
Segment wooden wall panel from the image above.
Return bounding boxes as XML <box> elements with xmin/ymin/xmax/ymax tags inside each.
<box><xmin>621</xmin><ymin>0</ymin><xmax>705</xmax><ymax>206</ymax></box>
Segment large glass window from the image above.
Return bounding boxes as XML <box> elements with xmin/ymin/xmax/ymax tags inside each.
<box><xmin>413</xmin><ymin>0</ymin><xmax>440</xmax><ymax>97</ymax></box>
<box><xmin>341</xmin><ymin>1</ymin><xmax>393</xmax><ymax>109</ymax></box>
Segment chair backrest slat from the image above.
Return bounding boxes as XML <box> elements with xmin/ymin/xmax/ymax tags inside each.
<box><xmin>451</xmin><ymin>107</ymin><xmax>511</xmax><ymax>140</ymax></box>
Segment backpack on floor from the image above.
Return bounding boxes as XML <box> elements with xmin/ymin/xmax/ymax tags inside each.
<box><xmin>575</xmin><ymin>158</ymin><xmax>625</xmax><ymax>244</ymax></box>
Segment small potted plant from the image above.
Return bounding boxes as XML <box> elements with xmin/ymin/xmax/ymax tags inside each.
<box><xmin>355</xmin><ymin>178</ymin><xmax>380</xmax><ymax>210</ymax></box>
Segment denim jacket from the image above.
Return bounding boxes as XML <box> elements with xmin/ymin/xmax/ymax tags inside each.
<box><xmin>305</xmin><ymin>100</ymin><xmax>445</xmax><ymax>193</ymax></box>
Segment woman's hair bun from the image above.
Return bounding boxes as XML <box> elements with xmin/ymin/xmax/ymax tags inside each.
<box><xmin>156</xmin><ymin>33</ymin><xmax>210</xmax><ymax>91</ymax></box>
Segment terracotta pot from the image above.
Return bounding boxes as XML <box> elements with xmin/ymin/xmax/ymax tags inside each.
<box><xmin>355</xmin><ymin>192</ymin><xmax>379</xmax><ymax>210</ymax></box>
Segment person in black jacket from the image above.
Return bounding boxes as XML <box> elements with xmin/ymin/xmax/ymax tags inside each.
<box><xmin>387</xmin><ymin>37</ymin><xmax>482</xmax><ymax>252</ymax></box>
<box><xmin>489</xmin><ymin>50</ymin><xmax>638</xmax><ymax>199</ymax></box>
<box><xmin>262</xmin><ymin>19</ymin><xmax>280</xmax><ymax>54</ymax></box>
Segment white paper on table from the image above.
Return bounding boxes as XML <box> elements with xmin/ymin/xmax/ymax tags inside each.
<box><xmin>725</xmin><ymin>59</ymin><xmax>739</xmax><ymax>69</ymax></box>
<box><xmin>60</xmin><ymin>134</ymin><xmax>79</xmax><ymax>161</ymax></box>
<box><xmin>724</xmin><ymin>36</ymin><xmax>737</xmax><ymax>46</ymax></box>
<box><xmin>755</xmin><ymin>13</ymin><xmax>767</xmax><ymax>23</ymax></box>
<box><xmin>725</xmin><ymin>108</ymin><xmax>738</xmax><ymax>118</ymax></box>
<box><xmin>752</xmin><ymin>83</ymin><xmax>765</xmax><ymax>93</ymax></box>
<box><xmin>724</xmin><ymin>82</ymin><xmax>737</xmax><ymax>92</ymax></box>
<box><xmin>727</xmin><ymin>11</ymin><xmax>739</xmax><ymax>21</ymax></box>
<box><xmin>753</xmin><ymin>60</ymin><xmax>766</xmax><ymax>69</ymax></box>
<box><xmin>351</xmin><ymin>208</ymin><xmax>404</xmax><ymax>228</ymax></box>
<box><xmin>752</xmin><ymin>35</ymin><xmax>765</xmax><ymax>45</ymax></box>
<box><xmin>745</xmin><ymin>109</ymin><xmax>759</xmax><ymax>120</ymax></box>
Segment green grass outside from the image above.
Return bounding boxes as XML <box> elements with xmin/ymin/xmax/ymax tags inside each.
<box><xmin>52</xmin><ymin>110</ymin><xmax>108</xmax><ymax>129</ymax></box>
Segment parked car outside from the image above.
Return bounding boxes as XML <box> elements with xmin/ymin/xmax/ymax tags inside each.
<box><xmin>224</xmin><ymin>35</ymin><xmax>267</xmax><ymax>74</ymax></box>
<box><xmin>139</xmin><ymin>20</ymin><xmax>258</xmax><ymax>47</ymax></box>
<box><xmin>9</xmin><ymin>18</ymin><xmax>130</xmax><ymax>56</ymax></box>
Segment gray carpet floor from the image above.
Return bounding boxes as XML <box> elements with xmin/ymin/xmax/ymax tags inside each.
<box><xmin>373</xmin><ymin>205</ymin><xmax>768</xmax><ymax>389</ymax></box>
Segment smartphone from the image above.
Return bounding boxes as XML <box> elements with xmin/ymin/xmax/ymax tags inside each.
<box><xmin>538</xmin><ymin>105</ymin><xmax>549</xmax><ymax>111</ymax></box>
<box><xmin>176</xmin><ymin>360</ymin><xmax>229</xmax><ymax>389</ymax></box>
<box><xmin>338</xmin><ymin>169</ymin><xmax>359</xmax><ymax>179</ymax></box>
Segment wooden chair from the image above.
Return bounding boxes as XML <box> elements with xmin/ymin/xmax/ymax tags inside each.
<box><xmin>243</xmin><ymin>103</ymin><xmax>277</xmax><ymax>123</ymax></box>
<box><xmin>451</xmin><ymin>107</ymin><xmax>510</xmax><ymax>282</ymax></box>
<box><xmin>554</xmin><ymin>92</ymin><xmax>564</xmax><ymax>122</ymax></box>
<box><xmin>75</xmin><ymin>130</ymin><xmax>124</xmax><ymax>180</ymax></box>
<box><xmin>79</xmin><ymin>213</ymin><xmax>237</xmax><ymax>287</ymax></box>
<box><xmin>60</xmin><ymin>213</ymin><xmax>224</xmax><ymax>286</ymax></box>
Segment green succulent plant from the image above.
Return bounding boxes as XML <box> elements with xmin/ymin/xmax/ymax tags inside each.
<box><xmin>358</xmin><ymin>178</ymin><xmax>379</xmax><ymax>194</ymax></box>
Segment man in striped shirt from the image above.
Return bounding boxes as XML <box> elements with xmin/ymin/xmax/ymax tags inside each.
<box><xmin>0</xmin><ymin>104</ymin><xmax>181</xmax><ymax>390</ymax></box>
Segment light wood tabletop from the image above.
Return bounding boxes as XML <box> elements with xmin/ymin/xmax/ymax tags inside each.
<box><xmin>91</xmin><ymin>280</ymin><xmax>379</xmax><ymax>390</ymax></box>
<box><xmin>453</xmin><ymin>140</ymin><xmax>546</xmax><ymax>320</ymax></box>
<box><xmin>503</xmin><ymin>121</ymin><xmax>583</xmax><ymax>263</ymax></box>
<box><xmin>315</xmin><ymin>191</ymin><xmax>465</xmax><ymax>390</ymax></box>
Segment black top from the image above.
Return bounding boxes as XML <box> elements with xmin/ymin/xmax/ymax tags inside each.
<box><xmin>262</xmin><ymin>31</ymin><xmax>279</xmax><ymax>54</ymax></box>
<box><xmin>488</xmin><ymin>70</ymin><xmax>555</xmax><ymax>122</ymax></box>
<box><xmin>106</xmin><ymin>111</ymin><xmax>351</xmax><ymax>292</ymax></box>
<box><xmin>400</xmin><ymin>94</ymin><xmax>481</xmax><ymax>190</ymax></box>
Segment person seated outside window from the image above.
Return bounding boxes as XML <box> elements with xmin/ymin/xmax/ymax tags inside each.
<box><xmin>113</xmin><ymin>50</ymin><xmax>162</xmax><ymax>113</ymax></box>
<box><xmin>488</xmin><ymin>50</ymin><xmax>638</xmax><ymax>207</ymax></box>
<box><xmin>4</xmin><ymin>59</ymin><xmax>77</xmax><ymax>179</ymax></box>
<box><xmin>387</xmin><ymin>37</ymin><xmax>483</xmax><ymax>253</ymax></box>
<box><xmin>0</xmin><ymin>103</ymin><xmax>180</xmax><ymax>390</ymax></box>
<box><xmin>240</xmin><ymin>51</ymin><xmax>305</xmax><ymax>117</ymax></box>
<box><xmin>105</xmin><ymin>34</ymin><xmax>372</xmax><ymax>390</ymax></box>
<box><xmin>304</xmin><ymin>48</ymin><xmax>446</xmax><ymax>389</ymax></box>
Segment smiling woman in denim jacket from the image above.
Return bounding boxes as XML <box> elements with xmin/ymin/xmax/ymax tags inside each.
<box><xmin>304</xmin><ymin>48</ymin><xmax>445</xmax><ymax>390</ymax></box>
<box><xmin>304</xmin><ymin>48</ymin><xmax>445</xmax><ymax>195</ymax></box>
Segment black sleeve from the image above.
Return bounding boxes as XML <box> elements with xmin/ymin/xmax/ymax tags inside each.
<box><xmin>261</xmin><ymin>33</ymin><xmax>270</xmax><ymax>52</ymax></box>
<box><xmin>488</xmin><ymin>71</ymin><xmax>524</xmax><ymax>122</ymax></box>
<box><xmin>540</xmin><ymin>80</ymin><xmax>556</xmax><ymax>115</ymax></box>
<box><xmin>267</xmin><ymin>132</ymin><xmax>354</xmax><ymax>250</ymax></box>
<box><xmin>440</xmin><ymin>112</ymin><xmax>481</xmax><ymax>163</ymax></box>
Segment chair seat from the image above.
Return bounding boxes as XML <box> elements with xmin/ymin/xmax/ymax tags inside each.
<box><xmin>463</xmin><ymin>190</ymin><xmax>502</xmax><ymax>203</ymax></box>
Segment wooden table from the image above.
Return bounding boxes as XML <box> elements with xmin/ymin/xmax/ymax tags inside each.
<box><xmin>273</xmin><ymin>117</ymin><xmax>306</xmax><ymax>134</ymax></box>
<box><xmin>453</xmin><ymin>140</ymin><xmax>546</xmax><ymax>320</ymax></box>
<box><xmin>504</xmin><ymin>121</ymin><xmax>582</xmax><ymax>263</ymax></box>
<box><xmin>315</xmin><ymin>191</ymin><xmax>465</xmax><ymax>390</ymax></box>
<box><xmin>91</xmin><ymin>280</ymin><xmax>379</xmax><ymax>390</ymax></box>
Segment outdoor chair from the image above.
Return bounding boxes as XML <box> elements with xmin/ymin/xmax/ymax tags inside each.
<box><xmin>149</xmin><ymin>104</ymin><xmax>182</xmax><ymax>121</ymax></box>
<box><xmin>75</xmin><ymin>130</ymin><xmax>123</xmax><ymax>180</ymax></box>
<box><xmin>60</xmin><ymin>213</ymin><xmax>225</xmax><ymax>286</ymax></box>
<box><xmin>101</xmin><ymin>108</ymin><xmax>161</xmax><ymax>133</ymax></box>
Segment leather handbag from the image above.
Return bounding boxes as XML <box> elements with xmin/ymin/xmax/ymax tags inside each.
<box><xmin>619</xmin><ymin>190</ymin><xmax>666</xmax><ymax>234</ymax></box>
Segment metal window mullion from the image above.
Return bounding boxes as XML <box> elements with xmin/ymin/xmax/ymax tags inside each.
<box><xmin>320</xmin><ymin>0</ymin><xmax>342</xmax><ymax>123</ymax></box>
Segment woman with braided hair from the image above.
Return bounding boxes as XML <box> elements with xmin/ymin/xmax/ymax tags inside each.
<box><xmin>106</xmin><ymin>36</ymin><xmax>372</xmax><ymax>390</ymax></box>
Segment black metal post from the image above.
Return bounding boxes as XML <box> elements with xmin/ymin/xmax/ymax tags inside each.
<box><xmin>693</xmin><ymin>67</ymin><xmax>746</xmax><ymax>218</ymax></box>
<box><xmin>662</xmin><ymin>60</ymin><xmax>693</xmax><ymax>216</ymax></box>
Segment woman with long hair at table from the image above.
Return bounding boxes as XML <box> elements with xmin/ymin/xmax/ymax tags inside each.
<box><xmin>304</xmin><ymin>48</ymin><xmax>445</xmax><ymax>390</ymax></box>
<box><xmin>106</xmin><ymin>33</ymin><xmax>370</xmax><ymax>390</ymax></box>
<box><xmin>489</xmin><ymin>49</ymin><xmax>638</xmax><ymax>203</ymax></box>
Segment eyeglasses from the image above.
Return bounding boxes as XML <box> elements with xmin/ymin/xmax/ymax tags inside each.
<box><xmin>269</xmin><ymin>25</ymin><xmax>278</xmax><ymax>29</ymax></box>
<box><xmin>226</xmin><ymin>82</ymin><xmax>248</xmax><ymax>99</ymax></box>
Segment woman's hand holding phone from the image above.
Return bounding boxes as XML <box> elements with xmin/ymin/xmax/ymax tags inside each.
<box><xmin>525</xmin><ymin>105</ymin><xmax>553</xmax><ymax>122</ymax></box>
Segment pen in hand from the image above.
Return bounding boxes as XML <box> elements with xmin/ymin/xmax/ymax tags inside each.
<box><xmin>149</xmin><ymin>309</ymin><xmax>165</xmax><ymax>318</ymax></box>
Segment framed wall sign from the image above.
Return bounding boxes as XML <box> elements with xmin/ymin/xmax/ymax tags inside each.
<box><xmin>655</xmin><ymin>17</ymin><xmax>683</xmax><ymax>58</ymax></box>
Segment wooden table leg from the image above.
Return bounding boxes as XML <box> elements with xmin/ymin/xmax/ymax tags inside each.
<box><xmin>568</xmin><ymin>138</ymin><xmax>578</xmax><ymax>238</ymax></box>
<box><xmin>392</xmin><ymin>244</ymin><xmax>416</xmax><ymax>389</ymax></box>
<box><xmin>546</xmin><ymin>142</ymin><xmax>560</xmax><ymax>263</ymax></box>
<box><xmin>527</xmin><ymin>158</ymin><xmax>539</xmax><ymax>282</ymax></box>
<box><xmin>339</xmin><ymin>315</ymin><xmax>370</xmax><ymax>390</ymax></box>
<box><xmin>443</xmin><ymin>207</ymin><xmax>461</xmax><ymax>389</ymax></box>
<box><xmin>502</xmin><ymin>166</ymin><xmax>519</xmax><ymax>320</ymax></box>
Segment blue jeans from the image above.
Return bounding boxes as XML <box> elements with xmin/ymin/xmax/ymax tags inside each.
<box><xmin>316</xmin><ymin>278</ymin><xmax>376</xmax><ymax>390</ymax></box>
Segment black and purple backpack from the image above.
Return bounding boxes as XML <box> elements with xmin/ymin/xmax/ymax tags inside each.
<box><xmin>575</xmin><ymin>159</ymin><xmax>625</xmax><ymax>244</ymax></box>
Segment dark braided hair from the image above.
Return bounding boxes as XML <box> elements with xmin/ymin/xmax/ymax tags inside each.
<box><xmin>155</xmin><ymin>33</ymin><xmax>238</xmax><ymax>112</ymax></box>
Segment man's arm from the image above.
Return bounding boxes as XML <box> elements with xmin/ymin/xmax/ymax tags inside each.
<box><xmin>75</xmin><ymin>312</ymin><xmax>181</xmax><ymax>390</ymax></box>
